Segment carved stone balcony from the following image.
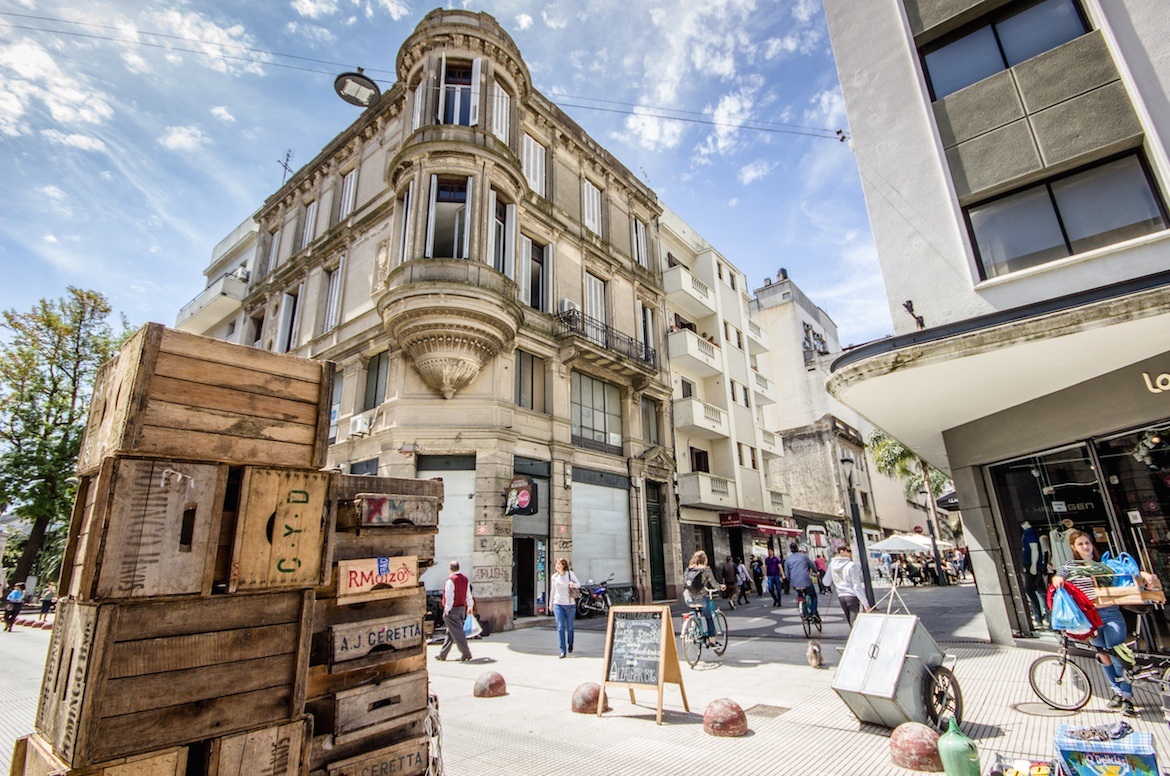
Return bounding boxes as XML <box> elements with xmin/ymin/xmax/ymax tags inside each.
<box><xmin>376</xmin><ymin>259</ymin><xmax>522</xmax><ymax>398</ymax></box>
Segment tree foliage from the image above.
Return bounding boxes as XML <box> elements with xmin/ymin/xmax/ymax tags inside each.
<box><xmin>867</xmin><ymin>428</ymin><xmax>950</xmax><ymax>500</ymax></box>
<box><xmin>0</xmin><ymin>288</ymin><xmax>127</xmax><ymax>588</ymax></box>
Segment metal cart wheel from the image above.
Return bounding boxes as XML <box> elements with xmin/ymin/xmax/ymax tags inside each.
<box><xmin>923</xmin><ymin>665</ymin><xmax>963</xmax><ymax>729</ymax></box>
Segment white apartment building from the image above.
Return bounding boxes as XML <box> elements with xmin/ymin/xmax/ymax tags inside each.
<box><xmin>659</xmin><ymin>207</ymin><xmax>793</xmax><ymax>566</ymax></box>
<box><xmin>177</xmin><ymin>10</ymin><xmax>678</xmax><ymax>631</ymax></box>
<box><xmin>822</xmin><ymin>0</ymin><xmax>1170</xmax><ymax>644</ymax></box>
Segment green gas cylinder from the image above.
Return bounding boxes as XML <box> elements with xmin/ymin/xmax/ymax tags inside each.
<box><xmin>937</xmin><ymin>716</ymin><xmax>980</xmax><ymax>776</ymax></box>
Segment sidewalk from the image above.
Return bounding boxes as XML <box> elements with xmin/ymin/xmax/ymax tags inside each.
<box><xmin>3</xmin><ymin>585</ymin><xmax>1168</xmax><ymax>775</ymax></box>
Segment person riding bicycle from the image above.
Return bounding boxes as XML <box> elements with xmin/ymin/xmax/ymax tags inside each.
<box><xmin>683</xmin><ymin>551</ymin><xmax>724</xmax><ymax>641</ymax></box>
<box><xmin>784</xmin><ymin>541</ymin><xmax>820</xmax><ymax>619</ymax></box>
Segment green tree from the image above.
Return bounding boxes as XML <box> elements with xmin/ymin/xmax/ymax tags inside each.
<box><xmin>0</xmin><ymin>289</ymin><xmax>126</xmax><ymax>589</ymax></box>
<box><xmin>866</xmin><ymin>428</ymin><xmax>950</xmax><ymax>500</ymax></box>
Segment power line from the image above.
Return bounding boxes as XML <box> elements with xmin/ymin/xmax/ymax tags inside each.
<box><xmin>557</xmin><ymin>102</ymin><xmax>843</xmax><ymax>141</ymax></box>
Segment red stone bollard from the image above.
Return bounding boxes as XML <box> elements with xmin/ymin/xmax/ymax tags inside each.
<box><xmin>702</xmin><ymin>699</ymin><xmax>748</xmax><ymax>737</ymax></box>
<box><xmin>890</xmin><ymin>722</ymin><xmax>943</xmax><ymax>772</ymax></box>
<box><xmin>571</xmin><ymin>683</ymin><xmax>610</xmax><ymax>714</ymax></box>
<box><xmin>473</xmin><ymin>672</ymin><xmax>507</xmax><ymax>698</ymax></box>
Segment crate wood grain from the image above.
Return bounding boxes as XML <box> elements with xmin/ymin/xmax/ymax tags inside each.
<box><xmin>330</xmin><ymin>671</ymin><xmax>429</xmax><ymax>744</ymax></box>
<box><xmin>77</xmin><ymin>323</ymin><xmax>333</xmax><ymax>475</ymax></box>
<box><xmin>12</xmin><ymin>733</ymin><xmax>186</xmax><ymax>776</ymax></box>
<box><xmin>329</xmin><ymin>532</ymin><xmax>434</xmax><ymax>568</ymax></box>
<box><xmin>355</xmin><ymin>494</ymin><xmax>439</xmax><ymax>529</ymax></box>
<box><xmin>230</xmin><ymin>468</ymin><xmax>330</xmax><ymax>591</ymax></box>
<box><xmin>321</xmin><ymin>736</ymin><xmax>428</xmax><ymax>776</ymax></box>
<box><xmin>305</xmin><ymin>656</ymin><xmax>427</xmax><ymax>702</ymax></box>
<box><xmin>334</xmin><ymin>557</ymin><xmax>420</xmax><ymax>606</ymax></box>
<box><xmin>36</xmin><ymin>592</ymin><xmax>312</xmax><ymax>767</ymax></box>
<box><xmin>328</xmin><ymin>614</ymin><xmax>426</xmax><ymax>672</ymax></box>
<box><xmin>207</xmin><ymin>718</ymin><xmax>310</xmax><ymax>776</ymax></box>
<box><xmin>329</xmin><ymin>475</ymin><xmax>443</xmax><ymax>529</ymax></box>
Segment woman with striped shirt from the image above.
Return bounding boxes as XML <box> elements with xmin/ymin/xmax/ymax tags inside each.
<box><xmin>1051</xmin><ymin>531</ymin><xmax>1136</xmax><ymax>716</ymax></box>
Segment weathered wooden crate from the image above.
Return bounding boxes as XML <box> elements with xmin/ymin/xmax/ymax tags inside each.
<box><xmin>206</xmin><ymin>717</ymin><xmax>310</xmax><ymax>776</ymax></box>
<box><xmin>316</xmin><ymin>736</ymin><xmax>428</xmax><ymax>776</ymax></box>
<box><xmin>327</xmin><ymin>613</ymin><xmax>427</xmax><ymax>673</ymax></box>
<box><xmin>57</xmin><ymin>458</ymin><xmax>228</xmax><ymax>601</ymax></box>
<box><xmin>329</xmin><ymin>557</ymin><xmax>421</xmax><ymax>606</ymax></box>
<box><xmin>36</xmin><ymin>593</ymin><xmax>312</xmax><ymax>768</ymax></box>
<box><xmin>77</xmin><ymin>323</ymin><xmax>333</xmax><ymax>476</ymax></box>
<box><xmin>329</xmin><ymin>475</ymin><xmax>443</xmax><ymax>532</ymax></box>
<box><xmin>229</xmin><ymin>467</ymin><xmax>331</xmax><ymax>592</ymax></box>
<box><xmin>10</xmin><ymin>733</ymin><xmax>186</xmax><ymax>776</ymax></box>
<box><xmin>308</xmin><ymin>671</ymin><xmax>428</xmax><ymax>745</ymax></box>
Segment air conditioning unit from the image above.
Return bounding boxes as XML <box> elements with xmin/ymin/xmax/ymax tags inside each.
<box><xmin>558</xmin><ymin>298</ymin><xmax>580</xmax><ymax>314</ymax></box>
<box><xmin>229</xmin><ymin>266</ymin><xmax>251</xmax><ymax>282</ymax></box>
<box><xmin>349</xmin><ymin>414</ymin><xmax>371</xmax><ymax>438</ymax></box>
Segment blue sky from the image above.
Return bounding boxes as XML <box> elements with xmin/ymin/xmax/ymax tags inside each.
<box><xmin>0</xmin><ymin>0</ymin><xmax>892</xmax><ymax>346</ymax></box>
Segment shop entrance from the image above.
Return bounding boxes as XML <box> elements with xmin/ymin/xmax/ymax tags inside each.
<box><xmin>512</xmin><ymin>537</ymin><xmax>547</xmax><ymax>617</ymax></box>
<box><xmin>646</xmin><ymin>482</ymin><xmax>667</xmax><ymax>600</ymax></box>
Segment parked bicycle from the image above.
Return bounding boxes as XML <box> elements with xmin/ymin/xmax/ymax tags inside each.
<box><xmin>795</xmin><ymin>586</ymin><xmax>822</xmax><ymax>638</ymax></box>
<box><xmin>680</xmin><ymin>590</ymin><xmax>729</xmax><ymax>667</ymax></box>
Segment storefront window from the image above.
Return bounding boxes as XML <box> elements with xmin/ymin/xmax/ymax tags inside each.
<box><xmin>1095</xmin><ymin>424</ymin><xmax>1170</xmax><ymax>592</ymax></box>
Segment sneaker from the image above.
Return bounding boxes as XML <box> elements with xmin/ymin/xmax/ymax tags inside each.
<box><xmin>568</xmin><ymin>644</ymin><xmax>573</xmax><ymax>653</ymax></box>
<box><xmin>559</xmin><ymin>652</ymin><xmax>566</xmax><ymax>659</ymax></box>
<box><xmin>1106</xmin><ymin>695</ymin><xmax>1125</xmax><ymax>710</ymax></box>
<box><xmin>1121</xmin><ymin>699</ymin><xmax>1137</xmax><ymax>717</ymax></box>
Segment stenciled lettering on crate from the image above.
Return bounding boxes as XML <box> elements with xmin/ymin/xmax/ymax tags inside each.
<box><xmin>323</xmin><ymin>735</ymin><xmax>429</xmax><ymax>776</ymax></box>
<box><xmin>36</xmin><ymin>602</ymin><xmax>101</xmax><ymax>766</ymax></box>
<box><xmin>230</xmin><ymin>468</ymin><xmax>330</xmax><ymax>591</ymax></box>
<box><xmin>12</xmin><ymin>733</ymin><xmax>187</xmax><ymax>776</ymax></box>
<box><xmin>356</xmin><ymin>494</ymin><xmax>439</xmax><ymax>528</ymax></box>
<box><xmin>329</xmin><ymin>671</ymin><xmax>429</xmax><ymax>745</ymax></box>
<box><xmin>336</xmin><ymin>557</ymin><xmax>419</xmax><ymax>605</ymax></box>
<box><xmin>329</xmin><ymin>614</ymin><xmax>425</xmax><ymax>671</ymax></box>
<box><xmin>77</xmin><ymin>324</ymin><xmax>333</xmax><ymax>475</ymax></box>
<box><xmin>208</xmin><ymin>718</ymin><xmax>309</xmax><ymax>776</ymax></box>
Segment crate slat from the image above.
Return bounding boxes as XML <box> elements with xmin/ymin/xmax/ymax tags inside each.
<box><xmin>329</xmin><ymin>614</ymin><xmax>426</xmax><ymax>669</ymax></box>
<box><xmin>12</xmin><ymin>734</ymin><xmax>186</xmax><ymax>776</ymax></box>
<box><xmin>230</xmin><ymin>468</ymin><xmax>331</xmax><ymax>592</ymax></box>
<box><xmin>323</xmin><ymin>736</ymin><xmax>428</xmax><ymax>776</ymax></box>
<box><xmin>332</xmin><ymin>671</ymin><xmax>428</xmax><ymax>744</ymax></box>
<box><xmin>207</xmin><ymin>718</ymin><xmax>310</xmax><ymax>776</ymax></box>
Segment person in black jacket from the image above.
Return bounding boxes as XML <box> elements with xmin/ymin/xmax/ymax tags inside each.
<box><xmin>720</xmin><ymin>555</ymin><xmax>739</xmax><ymax>610</ymax></box>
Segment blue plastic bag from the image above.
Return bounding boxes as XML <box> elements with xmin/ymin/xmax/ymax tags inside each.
<box><xmin>1101</xmin><ymin>551</ymin><xmax>1140</xmax><ymax>576</ymax></box>
<box><xmin>1050</xmin><ymin>587</ymin><xmax>1092</xmax><ymax>635</ymax></box>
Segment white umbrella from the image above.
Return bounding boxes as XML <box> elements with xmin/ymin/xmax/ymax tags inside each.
<box><xmin>905</xmin><ymin>533</ymin><xmax>954</xmax><ymax>552</ymax></box>
<box><xmin>867</xmin><ymin>535</ymin><xmax>929</xmax><ymax>553</ymax></box>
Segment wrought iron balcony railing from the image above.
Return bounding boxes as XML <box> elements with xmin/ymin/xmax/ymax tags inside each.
<box><xmin>555</xmin><ymin>309</ymin><xmax>657</xmax><ymax>369</ymax></box>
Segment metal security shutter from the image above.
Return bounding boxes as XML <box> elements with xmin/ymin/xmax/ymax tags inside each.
<box><xmin>571</xmin><ymin>481</ymin><xmax>632</xmax><ymax>588</ymax></box>
<box><xmin>418</xmin><ymin>464</ymin><xmax>477</xmax><ymax>591</ymax></box>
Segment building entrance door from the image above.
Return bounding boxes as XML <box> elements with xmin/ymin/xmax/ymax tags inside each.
<box><xmin>646</xmin><ymin>482</ymin><xmax>667</xmax><ymax>600</ymax></box>
<box><xmin>513</xmin><ymin>537</ymin><xmax>535</xmax><ymax>617</ymax></box>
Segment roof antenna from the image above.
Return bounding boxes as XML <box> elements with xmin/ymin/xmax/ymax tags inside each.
<box><xmin>278</xmin><ymin>149</ymin><xmax>295</xmax><ymax>185</ymax></box>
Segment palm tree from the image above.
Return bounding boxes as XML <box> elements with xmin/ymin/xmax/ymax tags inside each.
<box><xmin>867</xmin><ymin>429</ymin><xmax>949</xmax><ymax>500</ymax></box>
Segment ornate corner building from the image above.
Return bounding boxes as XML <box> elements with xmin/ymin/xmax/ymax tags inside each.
<box><xmin>178</xmin><ymin>10</ymin><xmax>677</xmax><ymax>631</ymax></box>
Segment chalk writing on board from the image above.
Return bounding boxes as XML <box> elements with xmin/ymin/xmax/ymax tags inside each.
<box><xmin>606</xmin><ymin>610</ymin><xmax>662</xmax><ymax>686</ymax></box>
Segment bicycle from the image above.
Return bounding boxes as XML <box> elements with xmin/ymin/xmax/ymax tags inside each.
<box><xmin>795</xmin><ymin>586</ymin><xmax>822</xmax><ymax>638</ymax></box>
<box><xmin>680</xmin><ymin>591</ymin><xmax>729</xmax><ymax>668</ymax></box>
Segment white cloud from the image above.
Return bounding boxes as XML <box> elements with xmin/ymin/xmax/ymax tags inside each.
<box><xmin>142</xmin><ymin>9</ymin><xmax>269</xmax><ymax>75</ymax></box>
<box><xmin>286</xmin><ymin>22</ymin><xmax>336</xmax><ymax>44</ymax></box>
<box><xmin>211</xmin><ymin>106</ymin><xmax>236</xmax><ymax>123</ymax></box>
<box><xmin>121</xmin><ymin>51</ymin><xmax>150</xmax><ymax>74</ymax></box>
<box><xmin>0</xmin><ymin>39</ymin><xmax>115</xmax><ymax>131</ymax></box>
<box><xmin>375</xmin><ymin>0</ymin><xmax>410</xmax><ymax>20</ymax></box>
<box><xmin>158</xmin><ymin>125</ymin><xmax>209</xmax><ymax>151</ymax></box>
<box><xmin>43</xmin><ymin>233</ymin><xmax>59</xmax><ymax>243</ymax></box>
<box><xmin>738</xmin><ymin>160</ymin><xmax>775</xmax><ymax>185</ymax></box>
<box><xmin>291</xmin><ymin>0</ymin><xmax>338</xmax><ymax>18</ymax></box>
<box><xmin>728</xmin><ymin>197</ymin><xmax>739</xmax><ymax>207</ymax></box>
<box><xmin>694</xmin><ymin>77</ymin><xmax>763</xmax><ymax>162</ymax></box>
<box><xmin>620</xmin><ymin>111</ymin><xmax>685</xmax><ymax>151</ymax></box>
<box><xmin>41</xmin><ymin>129</ymin><xmax>106</xmax><ymax>151</ymax></box>
<box><xmin>542</xmin><ymin>11</ymin><xmax>568</xmax><ymax>30</ymax></box>
<box><xmin>515</xmin><ymin>13</ymin><xmax>533</xmax><ymax>30</ymax></box>
<box><xmin>792</xmin><ymin>0</ymin><xmax>819</xmax><ymax>24</ymax></box>
<box><xmin>805</xmin><ymin>87</ymin><xmax>847</xmax><ymax>129</ymax></box>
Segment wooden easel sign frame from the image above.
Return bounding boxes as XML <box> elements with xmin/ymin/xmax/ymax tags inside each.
<box><xmin>598</xmin><ymin>605</ymin><xmax>688</xmax><ymax>725</ymax></box>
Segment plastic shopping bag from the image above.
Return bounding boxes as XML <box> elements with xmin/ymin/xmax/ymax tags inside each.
<box><xmin>1101</xmin><ymin>551</ymin><xmax>1140</xmax><ymax>576</ymax></box>
<box><xmin>1050</xmin><ymin>587</ymin><xmax>1092</xmax><ymax>636</ymax></box>
<box><xmin>464</xmin><ymin>613</ymin><xmax>484</xmax><ymax>639</ymax></box>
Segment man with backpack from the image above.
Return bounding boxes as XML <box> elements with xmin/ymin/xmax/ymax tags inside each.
<box><xmin>683</xmin><ymin>551</ymin><xmax>723</xmax><ymax>640</ymax></box>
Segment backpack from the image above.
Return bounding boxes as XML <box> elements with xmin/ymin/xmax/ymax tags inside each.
<box><xmin>685</xmin><ymin>567</ymin><xmax>706</xmax><ymax>595</ymax></box>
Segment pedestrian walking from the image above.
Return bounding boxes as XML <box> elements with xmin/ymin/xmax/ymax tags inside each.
<box><xmin>4</xmin><ymin>582</ymin><xmax>26</xmax><ymax>632</ymax></box>
<box><xmin>720</xmin><ymin>555</ymin><xmax>739</xmax><ymax>610</ymax></box>
<box><xmin>437</xmin><ymin>561</ymin><xmax>475</xmax><ymax>662</ymax></box>
<box><xmin>683</xmin><ymin>551</ymin><xmax>723</xmax><ymax>640</ymax></box>
<box><xmin>829</xmin><ymin>544</ymin><xmax>867</xmax><ymax>627</ymax></box>
<box><xmin>750</xmin><ymin>555</ymin><xmax>764</xmax><ymax>597</ymax></box>
<box><xmin>38</xmin><ymin>583</ymin><xmax>56</xmax><ymax>622</ymax></box>
<box><xmin>549</xmin><ymin>558</ymin><xmax>580</xmax><ymax>658</ymax></box>
<box><xmin>814</xmin><ymin>554</ymin><xmax>829</xmax><ymax>594</ymax></box>
<box><xmin>765</xmin><ymin>548</ymin><xmax>784</xmax><ymax>606</ymax></box>
<box><xmin>783</xmin><ymin>542</ymin><xmax>819</xmax><ymax>617</ymax></box>
<box><xmin>735</xmin><ymin>557</ymin><xmax>751</xmax><ymax>605</ymax></box>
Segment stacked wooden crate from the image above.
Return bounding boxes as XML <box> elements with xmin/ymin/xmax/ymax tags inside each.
<box><xmin>9</xmin><ymin>324</ymin><xmax>440</xmax><ymax>776</ymax></box>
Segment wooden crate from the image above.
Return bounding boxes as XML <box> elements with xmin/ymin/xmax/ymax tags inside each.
<box><xmin>207</xmin><ymin>718</ymin><xmax>310</xmax><ymax>776</ymax></box>
<box><xmin>77</xmin><ymin>323</ymin><xmax>333</xmax><ymax>475</ymax></box>
<box><xmin>58</xmin><ymin>458</ymin><xmax>228</xmax><ymax>601</ymax></box>
<box><xmin>329</xmin><ymin>475</ymin><xmax>444</xmax><ymax>531</ymax></box>
<box><xmin>36</xmin><ymin>593</ymin><xmax>312</xmax><ymax>768</ymax></box>
<box><xmin>318</xmin><ymin>736</ymin><xmax>428</xmax><ymax>776</ymax></box>
<box><xmin>11</xmin><ymin>733</ymin><xmax>186</xmax><ymax>776</ymax></box>
<box><xmin>327</xmin><ymin>613</ymin><xmax>427</xmax><ymax>673</ymax></box>
<box><xmin>229</xmin><ymin>467</ymin><xmax>331</xmax><ymax>592</ymax></box>
<box><xmin>333</xmin><ymin>557</ymin><xmax>421</xmax><ymax>606</ymax></box>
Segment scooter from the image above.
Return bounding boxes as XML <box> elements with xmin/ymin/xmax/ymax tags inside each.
<box><xmin>576</xmin><ymin>573</ymin><xmax>614</xmax><ymax>618</ymax></box>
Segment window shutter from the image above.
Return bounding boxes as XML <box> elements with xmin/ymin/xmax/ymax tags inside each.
<box><xmin>412</xmin><ymin>82</ymin><xmax>424</xmax><ymax>131</ymax></box>
<box><xmin>518</xmin><ymin>236</ymin><xmax>532</xmax><ymax>306</ymax></box>
<box><xmin>492</xmin><ymin>82</ymin><xmax>509</xmax><ymax>142</ymax></box>
<box><xmin>462</xmin><ymin>175</ymin><xmax>473</xmax><ymax>259</ymax></box>
<box><xmin>504</xmin><ymin>203</ymin><xmax>516</xmax><ymax>280</ymax></box>
<box><xmin>425</xmin><ymin>174</ymin><xmax>438</xmax><ymax>258</ymax></box>
<box><xmin>400</xmin><ymin>179</ymin><xmax>414</xmax><ymax>262</ymax></box>
<box><xmin>276</xmin><ymin>292</ymin><xmax>295</xmax><ymax>354</ymax></box>
<box><xmin>340</xmin><ymin>170</ymin><xmax>357</xmax><ymax>219</ymax></box>
<box><xmin>437</xmin><ymin>55</ymin><xmax>447</xmax><ymax>124</ymax></box>
<box><xmin>543</xmin><ymin>242</ymin><xmax>554</xmax><ymax>312</ymax></box>
<box><xmin>325</xmin><ymin>258</ymin><xmax>344</xmax><ymax>331</ymax></box>
<box><xmin>487</xmin><ymin>189</ymin><xmax>498</xmax><ymax>269</ymax></box>
<box><xmin>302</xmin><ymin>201</ymin><xmax>318</xmax><ymax>248</ymax></box>
<box><xmin>290</xmin><ymin>282</ymin><xmax>304</xmax><ymax>347</ymax></box>
<box><xmin>468</xmin><ymin>58</ymin><xmax>481</xmax><ymax>126</ymax></box>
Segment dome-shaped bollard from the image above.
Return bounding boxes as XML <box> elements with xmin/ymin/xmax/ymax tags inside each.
<box><xmin>473</xmin><ymin>671</ymin><xmax>507</xmax><ymax>698</ymax></box>
<box><xmin>571</xmin><ymin>682</ymin><xmax>610</xmax><ymax>714</ymax></box>
<box><xmin>890</xmin><ymin>721</ymin><xmax>943</xmax><ymax>772</ymax></box>
<box><xmin>702</xmin><ymin>698</ymin><xmax>748</xmax><ymax>737</ymax></box>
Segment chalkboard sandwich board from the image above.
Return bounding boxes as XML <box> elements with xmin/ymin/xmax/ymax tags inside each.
<box><xmin>598</xmin><ymin>605</ymin><xmax>688</xmax><ymax>725</ymax></box>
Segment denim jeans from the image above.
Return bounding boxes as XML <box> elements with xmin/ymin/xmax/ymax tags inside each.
<box><xmin>798</xmin><ymin>586</ymin><xmax>819</xmax><ymax>617</ymax></box>
<box><xmin>1090</xmin><ymin>604</ymin><xmax>1133</xmax><ymax>698</ymax></box>
<box><xmin>768</xmin><ymin>574</ymin><xmax>783</xmax><ymax>605</ymax></box>
<box><xmin>553</xmin><ymin>604</ymin><xmax>575</xmax><ymax>654</ymax></box>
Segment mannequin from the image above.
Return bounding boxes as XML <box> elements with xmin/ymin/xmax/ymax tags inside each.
<box><xmin>1021</xmin><ymin>521</ymin><xmax>1048</xmax><ymax>627</ymax></box>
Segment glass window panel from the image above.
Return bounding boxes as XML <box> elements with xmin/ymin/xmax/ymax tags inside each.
<box><xmin>1050</xmin><ymin>156</ymin><xmax>1166</xmax><ymax>254</ymax></box>
<box><xmin>998</xmin><ymin>0</ymin><xmax>1085</xmax><ymax>66</ymax></box>
<box><xmin>969</xmin><ymin>186</ymin><xmax>1069</xmax><ymax>278</ymax></box>
<box><xmin>924</xmin><ymin>25</ymin><xmax>1004</xmax><ymax>99</ymax></box>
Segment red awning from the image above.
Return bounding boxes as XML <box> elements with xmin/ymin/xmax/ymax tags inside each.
<box><xmin>719</xmin><ymin>509</ymin><xmax>802</xmax><ymax>535</ymax></box>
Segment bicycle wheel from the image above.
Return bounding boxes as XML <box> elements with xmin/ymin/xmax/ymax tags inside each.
<box><xmin>923</xmin><ymin>665</ymin><xmax>963</xmax><ymax>729</ymax></box>
<box><xmin>1029</xmin><ymin>655</ymin><xmax>1091</xmax><ymax>711</ymax></box>
<box><xmin>681</xmin><ymin>616</ymin><xmax>702</xmax><ymax>668</ymax></box>
<box><xmin>813</xmin><ymin>612</ymin><xmax>823</xmax><ymax>635</ymax></box>
<box><xmin>711</xmin><ymin>610</ymin><xmax>729</xmax><ymax>656</ymax></box>
<box><xmin>800</xmin><ymin>601</ymin><xmax>811</xmax><ymax>638</ymax></box>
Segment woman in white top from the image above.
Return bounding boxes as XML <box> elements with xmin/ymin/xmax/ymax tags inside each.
<box><xmin>549</xmin><ymin>558</ymin><xmax>580</xmax><ymax>658</ymax></box>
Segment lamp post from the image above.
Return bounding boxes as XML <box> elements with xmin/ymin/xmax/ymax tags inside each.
<box><xmin>840</xmin><ymin>457</ymin><xmax>875</xmax><ymax>606</ymax></box>
<box><xmin>918</xmin><ymin>487</ymin><xmax>948</xmax><ymax>587</ymax></box>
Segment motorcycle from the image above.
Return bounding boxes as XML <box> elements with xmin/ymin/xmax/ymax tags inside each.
<box><xmin>576</xmin><ymin>573</ymin><xmax>614</xmax><ymax>618</ymax></box>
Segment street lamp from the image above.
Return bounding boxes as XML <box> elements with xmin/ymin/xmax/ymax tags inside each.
<box><xmin>840</xmin><ymin>457</ymin><xmax>875</xmax><ymax>606</ymax></box>
<box><xmin>918</xmin><ymin>488</ymin><xmax>948</xmax><ymax>587</ymax></box>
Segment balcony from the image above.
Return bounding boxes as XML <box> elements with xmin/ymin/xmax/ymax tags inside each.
<box><xmin>555</xmin><ymin>309</ymin><xmax>657</xmax><ymax>378</ymax></box>
<box><xmin>175</xmin><ymin>273</ymin><xmax>248</xmax><ymax>335</ymax></box>
<box><xmin>751</xmin><ymin>371</ymin><xmax>777</xmax><ymax>405</ymax></box>
<box><xmin>759</xmin><ymin>430</ymin><xmax>783</xmax><ymax>459</ymax></box>
<box><xmin>667</xmin><ymin>329</ymin><xmax>721</xmax><ymax>377</ymax></box>
<box><xmin>663</xmin><ymin>264</ymin><xmax>716</xmax><ymax>320</ymax></box>
<box><xmin>746</xmin><ymin>318</ymin><xmax>769</xmax><ymax>355</ymax></box>
<box><xmin>678</xmin><ymin>471</ymin><xmax>738</xmax><ymax>511</ymax></box>
<box><xmin>674</xmin><ymin>397</ymin><xmax>729</xmax><ymax>439</ymax></box>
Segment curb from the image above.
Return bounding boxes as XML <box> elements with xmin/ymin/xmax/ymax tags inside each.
<box><xmin>11</xmin><ymin>617</ymin><xmax>52</xmax><ymax>630</ymax></box>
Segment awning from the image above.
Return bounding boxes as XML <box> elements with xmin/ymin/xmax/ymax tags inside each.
<box><xmin>719</xmin><ymin>509</ymin><xmax>802</xmax><ymax>535</ymax></box>
<box><xmin>936</xmin><ymin>491</ymin><xmax>961</xmax><ymax>512</ymax></box>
